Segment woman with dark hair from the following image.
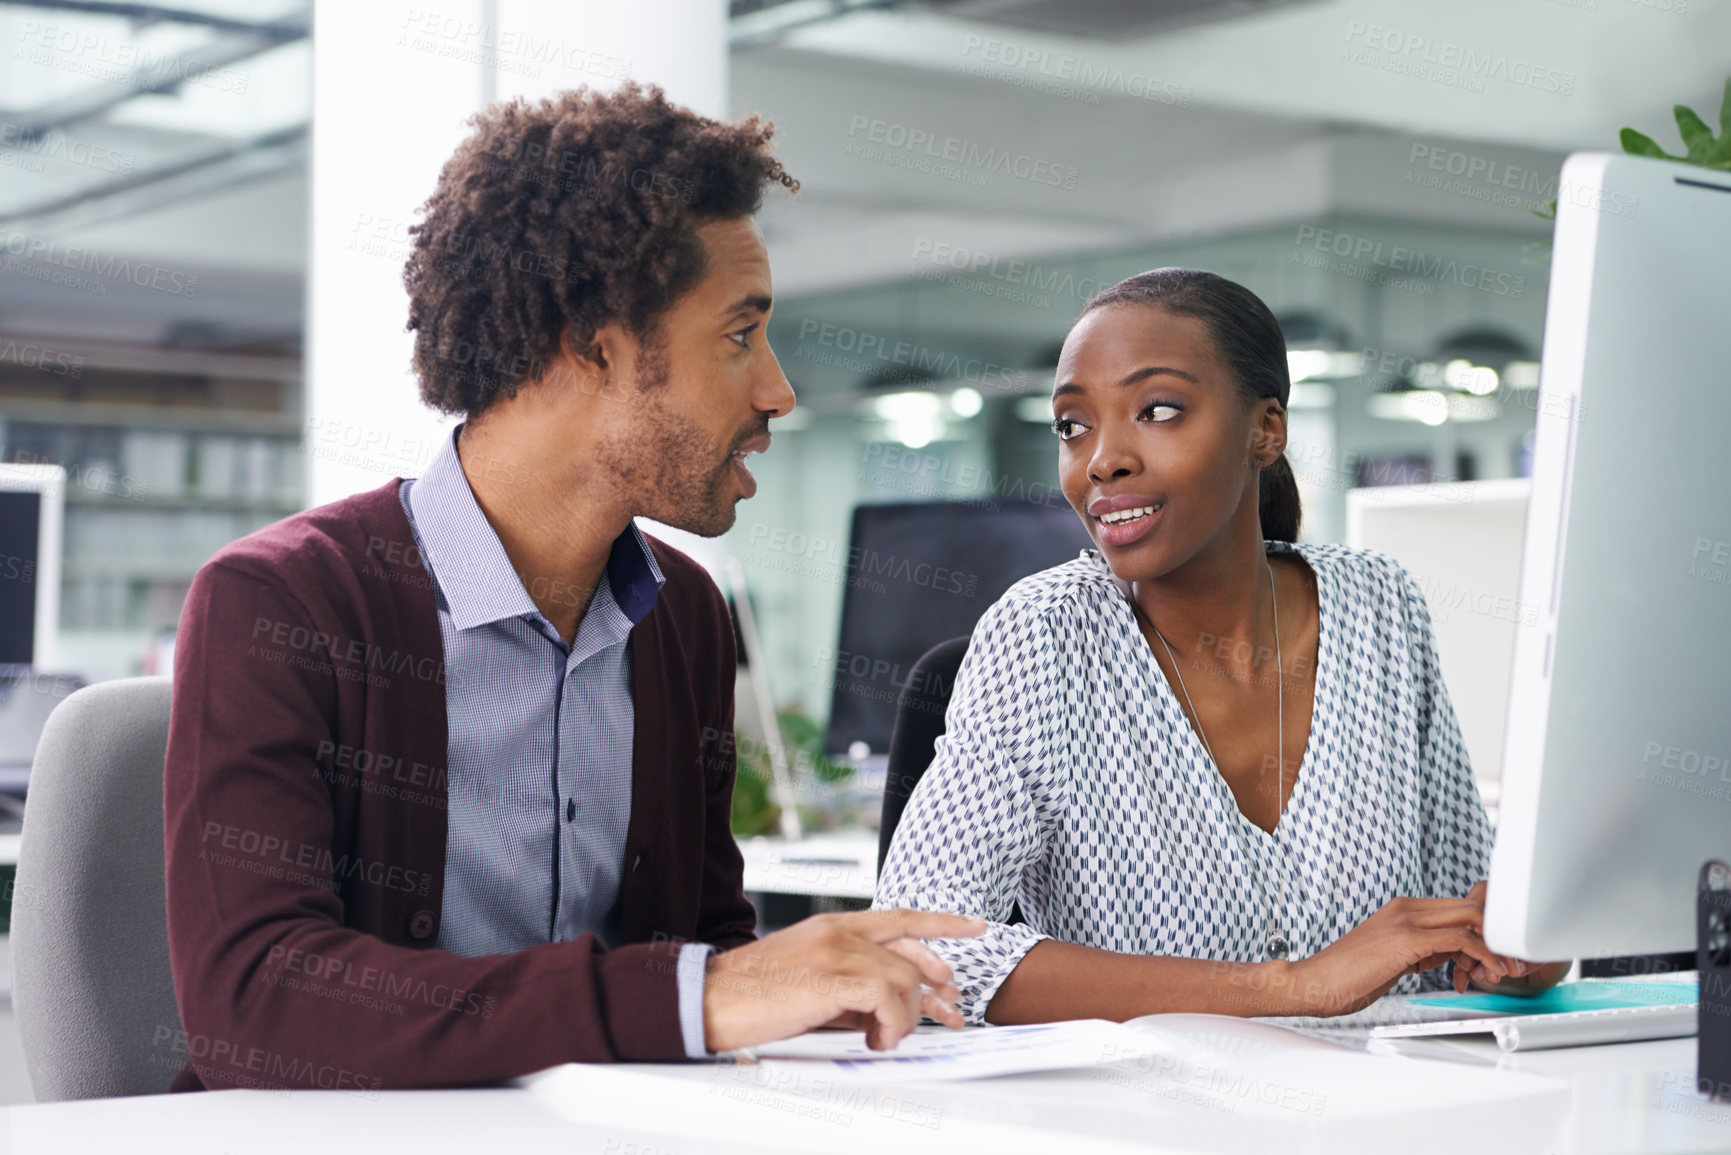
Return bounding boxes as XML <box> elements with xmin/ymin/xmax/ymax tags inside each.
<box><xmin>875</xmin><ymin>268</ymin><xmax>1567</xmax><ymax>1024</ymax></box>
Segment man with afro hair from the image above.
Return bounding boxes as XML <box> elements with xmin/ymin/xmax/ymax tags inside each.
<box><xmin>163</xmin><ymin>83</ymin><xmax>980</xmax><ymax>1092</ymax></box>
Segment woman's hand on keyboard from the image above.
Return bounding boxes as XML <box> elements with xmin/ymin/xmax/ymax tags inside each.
<box><xmin>1286</xmin><ymin>893</ymin><xmax>1514</xmax><ymax>1016</ymax></box>
<box><xmin>1450</xmin><ymin>881</ymin><xmax>1570</xmax><ymax>995</ymax></box>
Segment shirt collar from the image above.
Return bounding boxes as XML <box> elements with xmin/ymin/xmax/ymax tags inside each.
<box><xmin>407</xmin><ymin>426</ymin><xmax>665</xmax><ymax>632</ymax></box>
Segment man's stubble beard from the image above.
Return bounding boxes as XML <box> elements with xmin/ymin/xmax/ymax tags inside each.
<box><xmin>593</xmin><ymin>339</ymin><xmax>747</xmax><ymax>538</ymax></box>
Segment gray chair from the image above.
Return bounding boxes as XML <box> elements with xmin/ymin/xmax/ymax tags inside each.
<box><xmin>11</xmin><ymin>677</ymin><xmax>181</xmax><ymax>1101</ymax></box>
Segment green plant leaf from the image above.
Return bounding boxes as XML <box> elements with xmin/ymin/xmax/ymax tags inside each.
<box><xmin>1675</xmin><ymin>104</ymin><xmax>1715</xmax><ymax>161</ymax></box>
<box><xmin>1622</xmin><ymin>78</ymin><xmax>1731</xmax><ymax>172</ymax></box>
<box><xmin>1706</xmin><ymin>128</ymin><xmax>1731</xmax><ymax>167</ymax></box>
<box><xmin>730</xmin><ymin>753</ymin><xmax>781</xmax><ymax>837</ymax></box>
<box><xmin>1524</xmin><ymin>196</ymin><xmax>1558</xmax><ymax>221</ymax></box>
<box><xmin>1619</xmin><ymin>127</ymin><xmax>1673</xmax><ymax>160</ymax></box>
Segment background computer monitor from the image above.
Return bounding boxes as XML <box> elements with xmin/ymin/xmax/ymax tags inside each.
<box><xmin>0</xmin><ymin>464</ymin><xmax>69</xmax><ymax>793</ymax></box>
<box><xmin>1485</xmin><ymin>153</ymin><xmax>1731</xmax><ymax>962</ymax></box>
<box><xmin>0</xmin><ymin>464</ymin><xmax>64</xmax><ymax>669</ymax></box>
<box><xmin>824</xmin><ymin>499</ymin><xmax>1094</xmax><ymax>757</ymax></box>
<box><xmin>1347</xmin><ymin>479</ymin><xmax>1530</xmax><ymax>810</ymax></box>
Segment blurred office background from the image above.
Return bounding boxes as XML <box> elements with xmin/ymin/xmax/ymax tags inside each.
<box><xmin>0</xmin><ymin>1</ymin><xmax>1725</xmax><ymax>1095</ymax></box>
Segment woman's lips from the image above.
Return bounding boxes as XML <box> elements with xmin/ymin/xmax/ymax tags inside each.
<box><xmin>1095</xmin><ymin>503</ymin><xmax>1164</xmax><ymax>547</ymax></box>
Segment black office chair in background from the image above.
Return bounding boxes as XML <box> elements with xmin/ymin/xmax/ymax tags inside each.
<box><xmin>875</xmin><ymin>635</ymin><xmax>1024</xmax><ymax>929</ymax></box>
<box><xmin>877</xmin><ymin>635</ymin><xmax>970</xmax><ymax>875</ymax></box>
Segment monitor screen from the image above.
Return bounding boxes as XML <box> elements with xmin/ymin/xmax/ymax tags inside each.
<box><xmin>0</xmin><ymin>490</ymin><xmax>41</xmax><ymax>666</ymax></box>
<box><xmin>823</xmin><ymin>499</ymin><xmax>1094</xmax><ymax>756</ymax></box>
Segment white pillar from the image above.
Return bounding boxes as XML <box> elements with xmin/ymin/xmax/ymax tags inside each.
<box><xmin>491</xmin><ymin>1</ymin><xmax>726</xmax><ymax>114</ymax></box>
<box><xmin>307</xmin><ymin>0</ymin><xmax>728</xmax><ymax>506</ymax></box>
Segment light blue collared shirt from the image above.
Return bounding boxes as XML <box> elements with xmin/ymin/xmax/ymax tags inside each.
<box><xmin>400</xmin><ymin>426</ymin><xmax>711</xmax><ymax>1058</ymax></box>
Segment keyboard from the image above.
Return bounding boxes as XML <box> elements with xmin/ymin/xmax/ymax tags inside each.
<box><xmin>1256</xmin><ymin>978</ymin><xmax>1699</xmax><ymax>1052</ymax></box>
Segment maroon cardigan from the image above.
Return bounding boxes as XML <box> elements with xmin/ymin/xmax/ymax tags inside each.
<box><xmin>162</xmin><ymin>480</ymin><xmax>756</xmax><ymax>1092</ymax></box>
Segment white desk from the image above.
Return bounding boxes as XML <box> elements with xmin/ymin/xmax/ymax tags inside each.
<box><xmin>7</xmin><ymin>1030</ymin><xmax>1731</xmax><ymax>1154</ymax></box>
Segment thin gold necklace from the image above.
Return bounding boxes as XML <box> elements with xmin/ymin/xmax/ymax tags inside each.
<box><xmin>1135</xmin><ymin>556</ymin><xmax>1291</xmax><ymax>960</ymax></box>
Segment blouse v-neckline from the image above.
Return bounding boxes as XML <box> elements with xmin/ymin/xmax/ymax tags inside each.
<box><xmin>1104</xmin><ymin>541</ymin><xmax>1334</xmax><ymax>843</ymax></box>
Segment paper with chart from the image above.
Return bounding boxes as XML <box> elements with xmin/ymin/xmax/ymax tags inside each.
<box><xmin>740</xmin><ymin>1020</ymin><xmax>1160</xmax><ymax>1084</ymax></box>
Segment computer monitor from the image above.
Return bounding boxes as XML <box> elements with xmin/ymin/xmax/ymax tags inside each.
<box><xmin>0</xmin><ymin>463</ymin><xmax>64</xmax><ymax>669</ymax></box>
<box><xmin>1346</xmin><ymin>478</ymin><xmax>1530</xmax><ymax>809</ymax></box>
<box><xmin>824</xmin><ymin>499</ymin><xmax>1094</xmax><ymax>757</ymax></box>
<box><xmin>1485</xmin><ymin>153</ymin><xmax>1731</xmax><ymax>962</ymax></box>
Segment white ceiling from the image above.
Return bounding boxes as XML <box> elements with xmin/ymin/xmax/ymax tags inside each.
<box><xmin>739</xmin><ymin>0</ymin><xmax>1728</xmax><ymax>294</ymax></box>
<box><xmin>0</xmin><ymin>0</ymin><xmax>1725</xmax><ymax>337</ymax></box>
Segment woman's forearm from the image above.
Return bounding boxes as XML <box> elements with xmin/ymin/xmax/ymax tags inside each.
<box><xmin>984</xmin><ymin>939</ymin><xmax>1321</xmax><ymax>1023</ymax></box>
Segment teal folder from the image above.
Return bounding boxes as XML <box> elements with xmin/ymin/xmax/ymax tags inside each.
<box><xmin>1407</xmin><ymin>979</ymin><xmax>1698</xmax><ymax>1016</ymax></box>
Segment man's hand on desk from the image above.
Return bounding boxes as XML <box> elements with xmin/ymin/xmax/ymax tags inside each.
<box><xmin>702</xmin><ymin>909</ymin><xmax>986</xmax><ymax>1054</ymax></box>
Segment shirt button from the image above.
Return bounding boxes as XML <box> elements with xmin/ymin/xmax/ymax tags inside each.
<box><xmin>408</xmin><ymin>909</ymin><xmax>437</xmax><ymax>940</ymax></box>
<box><xmin>566</xmin><ymin>797</ymin><xmax>576</xmax><ymax>823</ymax></box>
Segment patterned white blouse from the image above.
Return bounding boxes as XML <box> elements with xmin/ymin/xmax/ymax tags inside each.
<box><xmin>874</xmin><ymin>541</ymin><xmax>1494</xmax><ymax>1025</ymax></box>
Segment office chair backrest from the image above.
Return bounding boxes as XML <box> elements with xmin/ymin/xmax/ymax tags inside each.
<box><xmin>12</xmin><ymin>677</ymin><xmax>181</xmax><ymax>1101</ymax></box>
<box><xmin>878</xmin><ymin>636</ymin><xmax>970</xmax><ymax>874</ymax></box>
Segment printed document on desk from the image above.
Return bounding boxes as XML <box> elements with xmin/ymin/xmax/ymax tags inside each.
<box><xmin>739</xmin><ymin>1015</ymin><xmax>1567</xmax><ymax>1116</ymax></box>
<box><xmin>743</xmin><ymin>1020</ymin><xmax>1157</xmax><ymax>1083</ymax></box>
